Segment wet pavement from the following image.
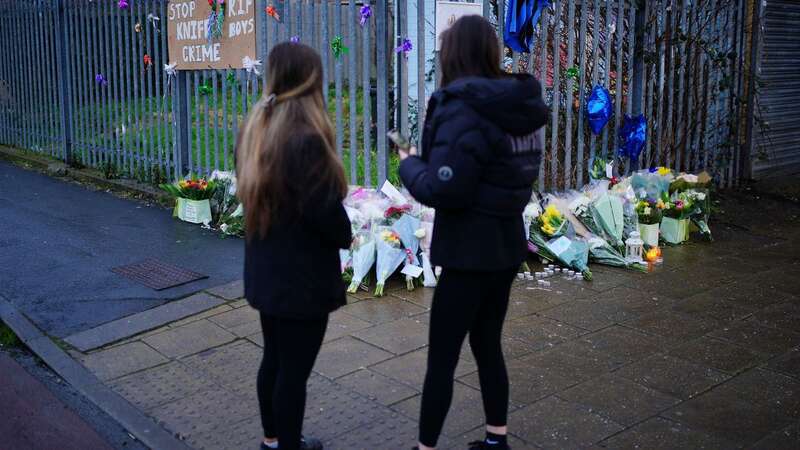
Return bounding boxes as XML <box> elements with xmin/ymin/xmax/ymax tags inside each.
<box><xmin>67</xmin><ymin>188</ymin><xmax>800</xmax><ymax>449</ymax></box>
<box><xmin>0</xmin><ymin>160</ymin><xmax>243</xmax><ymax>338</ymax></box>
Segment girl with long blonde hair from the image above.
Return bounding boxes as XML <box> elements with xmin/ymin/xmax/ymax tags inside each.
<box><xmin>237</xmin><ymin>42</ymin><xmax>351</xmax><ymax>450</ymax></box>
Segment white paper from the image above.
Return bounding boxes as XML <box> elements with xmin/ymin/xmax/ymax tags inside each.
<box><xmin>401</xmin><ymin>264</ymin><xmax>424</xmax><ymax>278</ymax></box>
<box><xmin>605</xmin><ymin>162</ymin><xmax>614</xmax><ymax>179</ymax></box>
<box><xmin>548</xmin><ymin>236</ymin><xmax>572</xmax><ymax>257</ymax></box>
<box><xmin>381</xmin><ymin>180</ymin><xmax>408</xmax><ymax>205</ymax></box>
<box><xmin>435</xmin><ymin>1</ymin><xmax>484</xmax><ymax>50</ymax></box>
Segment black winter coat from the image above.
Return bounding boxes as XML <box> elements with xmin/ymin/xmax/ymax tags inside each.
<box><xmin>399</xmin><ymin>75</ymin><xmax>548</xmax><ymax>271</ymax></box>
<box><xmin>244</xmin><ymin>131</ymin><xmax>352</xmax><ymax>319</ymax></box>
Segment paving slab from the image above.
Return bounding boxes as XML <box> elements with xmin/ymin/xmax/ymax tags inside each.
<box><xmin>324</xmin><ymin>310</ymin><xmax>374</xmax><ymax>342</ymax></box>
<box><xmin>462</xmin><ymin>334</ymin><xmax>537</xmax><ymax>362</ymax></box>
<box><xmin>615</xmin><ymin>354</ymin><xmax>730</xmax><ymax>400</ymax></box>
<box><xmin>461</xmin><ymin>348</ymin><xmax>605</xmax><ymax>406</ymax></box>
<box><xmin>182</xmin><ymin>340</ymin><xmax>262</xmax><ymax>387</ymax></box>
<box><xmin>389</xmin><ymin>287</ymin><xmax>435</xmax><ymax>309</ymax></box>
<box><xmin>598</xmin><ymin>416</ymin><xmax>736</xmax><ymax>450</ymax></box>
<box><xmin>502</xmin><ymin>316</ymin><xmax>586</xmax><ymax>350</ymax></box>
<box><xmin>314</xmin><ymin>336</ymin><xmax>395</xmax><ymax>379</ymax></box>
<box><xmin>766</xmin><ymin>347</ymin><xmax>800</xmax><ymax>379</ymax></box>
<box><xmin>578</xmin><ymin>325</ymin><xmax>664</xmax><ymax>363</ymax></box>
<box><xmin>667</xmin><ymin>336</ymin><xmax>768</xmax><ymax>375</ymax></box>
<box><xmin>393</xmin><ymin>381</ymin><xmax>487</xmax><ymax>437</ymax></box>
<box><xmin>205</xmin><ymin>279</ymin><xmax>245</xmax><ymax>301</ymax></box>
<box><xmin>539</xmin><ymin>298</ymin><xmax>636</xmax><ymax>332</ymax></box>
<box><xmin>750</xmin><ymin>421</ymin><xmax>800</xmax><ymax>450</ymax></box>
<box><xmin>142</xmin><ymin>319</ymin><xmax>236</xmax><ymax>359</ymax></box>
<box><xmin>150</xmin><ymin>387</ymin><xmax>258</xmax><ymax>438</ymax></box>
<box><xmin>672</xmin><ymin>295</ymin><xmax>755</xmax><ymax>323</ymax></box>
<box><xmin>508</xmin><ymin>396</ymin><xmax>624</xmax><ymax>449</ymax></box>
<box><xmin>206</xmin><ymin>306</ymin><xmax>260</xmax><ymax>330</ymax></box>
<box><xmin>372</xmin><ymin>348</ymin><xmax>477</xmax><ymax>388</ymax></box>
<box><xmin>751</xmin><ymin>301</ymin><xmax>800</xmax><ymax>330</ymax></box>
<box><xmin>709</xmin><ymin>320</ymin><xmax>800</xmax><ymax>356</ymax></box>
<box><xmin>304</xmin><ymin>374</ymin><xmax>396</xmax><ymax>441</ymax></box>
<box><xmin>322</xmin><ymin>411</ymin><xmax>427</xmax><ymax>450</ymax></box>
<box><xmin>64</xmin><ymin>292</ymin><xmax>225</xmax><ymax>351</ymax></box>
<box><xmin>352</xmin><ymin>317</ymin><xmax>430</xmax><ymax>355</ymax></box>
<box><xmin>661</xmin><ymin>387</ymin><xmax>793</xmax><ymax>446</ymax></box>
<box><xmin>186</xmin><ymin>415</ymin><xmax>262</xmax><ymax>450</ymax></box>
<box><xmin>714</xmin><ymin>368</ymin><xmax>800</xmax><ymax>419</ymax></box>
<box><xmin>340</xmin><ymin>297</ymin><xmax>427</xmax><ymax>324</ymax></box>
<box><xmin>624</xmin><ymin>309</ymin><xmax>724</xmax><ymax>342</ymax></box>
<box><xmin>110</xmin><ymin>361</ymin><xmax>220</xmax><ymax>411</ymax></box>
<box><xmin>336</xmin><ymin>369</ymin><xmax>418</xmax><ymax>406</ymax></box>
<box><xmin>80</xmin><ymin>341</ymin><xmax>168</xmax><ymax>381</ymax></box>
<box><xmin>558</xmin><ymin>374</ymin><xmax>681</xmax><ymax>426</ymax></box>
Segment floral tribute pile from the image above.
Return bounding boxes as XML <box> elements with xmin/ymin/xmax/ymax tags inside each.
<box><xmin>167</xmin><ymin>163</ymin><xmax>714</xmax><ymax>291</ymax></box>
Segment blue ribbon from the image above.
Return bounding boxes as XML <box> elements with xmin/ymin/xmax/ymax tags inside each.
<box><xmin>504</xmin><ymin>0</ymin><xmax>550</xmax><ymax>53</ymax></box>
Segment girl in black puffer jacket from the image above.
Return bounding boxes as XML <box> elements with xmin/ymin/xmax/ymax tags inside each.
<box><xmin>399</xmin><ymin>15</ymin><xmax>548</xmax><ymax>450</ymax></box>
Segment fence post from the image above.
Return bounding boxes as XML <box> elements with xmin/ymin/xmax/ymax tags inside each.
<box><xmin>55</xmin><ymin>0</ymin><xmax>73</xmax><ymax>163</ymax></box>
<box><xmin>173</xmin><ymin>71</ymin><xmax>191</xmax><ymax>179</ymax></box>
<box><xmin>742</xmin><ymin>0</ymin><xmax>762</xmax><ymax>181</ymax></box>
<box><xmin>631</xmin><ymin>1</ymin><xmax>646</xmax><ymax>117</ymax></box>
<box><xmin>376</xmin><ymin>0</ymin><xmax>390</xmax><ymax>184</ymax></box>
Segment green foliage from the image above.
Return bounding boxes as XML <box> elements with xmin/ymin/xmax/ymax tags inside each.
<box><xmin>0</xmin><ymin>321</ymin><xmax>20</xmax><ymax>348</ymax></box>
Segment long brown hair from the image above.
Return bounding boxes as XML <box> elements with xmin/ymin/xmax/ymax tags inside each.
<box><xmin>439</xmin><ymin>15</ymin><xmax>504</xmax><ymax>87</ymax></box>
<box><xmin>236</xmin><ymin>43</ymin><xmax>347</xmax><ymax>240</ymax></box>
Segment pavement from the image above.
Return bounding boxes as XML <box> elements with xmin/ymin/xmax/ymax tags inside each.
<box><xmin>0</xmin><ymin>159</ymin><xmax>243</xmax><ymax>338</ymax></box>
<box><xmin>0</xmin><ymin>351</ymin><xmax>113</xmax><ymax>450</ymax></box>
<box><xmin>62</xmin><ymin>186</ymin><xmax>800</xmax><ymax>449</ymax></box>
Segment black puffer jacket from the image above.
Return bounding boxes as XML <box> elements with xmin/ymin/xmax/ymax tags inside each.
<box><xmin>244</xmin><ymin>130</ymin><xmax>352</xmax><ymax>318</ymax></box>
<box><xmin>399</xmin><ymin>74</ymin><xmax>548</xmax><ymax>271</ymax></box>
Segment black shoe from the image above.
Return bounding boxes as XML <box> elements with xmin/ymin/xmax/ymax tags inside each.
<box><xmin>299</xmin><ymin>436</ymin><xmax>323</xmax><ymax>450</ymax></box>
<box><xmin>259</xmin><ymin>437</ymin><xmax>323</xmax><ymax>450</ymax></box>
<box><xmin>468</xmin><ymin>440</ymin><xmax>511</xmax><ymax>450</ymax></box>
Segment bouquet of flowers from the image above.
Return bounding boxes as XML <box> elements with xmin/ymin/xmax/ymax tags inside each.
<box><xmin>585</xmin><ymin>235</ymin><xmax>648</xmax><ymax>272</ymax></box>
<box><xmin>686</xmin><ymin>189</ymin><xmax>712</xmax><ymax>239</ymax></box>
<box><xmin>391</xmin><ymin>213</ymin><xmax>422</xmax><ymax>290</ymax></box>
<box><xmin>528</xmin><ymin>202</ymin><xmax>592</xmax><ymax>280</ymax></box>
<box><xmin>631</xmin><ymin>167</ymin><xmax>673</xmax><ymax>199</ymax></box>
<box><xmin>374</xmin><ymin>227</ymin><xmax>407</xmax><ymax>296</ymax></box>
<box><xmin>346</xmin><ymin>230</ymin><xmax>376</xmax><ymax>293</ymax></box>
<box><xmin>160</xmin><ymin>175</ymin><xmax>218</xmax><ymax>225</ymax></box>
<box><xmin>160</xmin><ymin>175</ymin><xmax>218</xmax><ymax>200</ymax></box>
<box><xmin>635</xmin><ymin>197</ymin><xmax>663</xmax><ymax>225</ymax></box>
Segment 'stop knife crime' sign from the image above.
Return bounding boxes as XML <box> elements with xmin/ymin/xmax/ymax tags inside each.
<box><xmin>168</xmin><ymin>0</ymin><xmax>257</xmax><ymax>70</ymax></box>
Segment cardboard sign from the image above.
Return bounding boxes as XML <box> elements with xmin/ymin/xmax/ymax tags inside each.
<box><xmin>435</xmin><ymin>1</ymin><xmax>484</xmax><ymax>50</ymax></box>
<box><xmin>168</xmin><ymin>0</ymin><xmax>257</xmax><ymax>70</ymax></box>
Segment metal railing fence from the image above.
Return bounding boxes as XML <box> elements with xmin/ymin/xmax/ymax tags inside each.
<box><xmin>0</xmin><ymin>0</ymin><xmax>756</xmax><ymax>189</ymax></box>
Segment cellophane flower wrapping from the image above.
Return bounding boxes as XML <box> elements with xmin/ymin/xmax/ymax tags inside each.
<box><xmin>374</xmin><ymin>227</ymin><xmax>407</xmax><ymax>296</ymax></box>
<box><xmin>631</xmin><ymin>169</ymin><xmax>673</xmax><ymax>199</ymax></box>
<box><xmin>391</xmin><ymin>214</ymin><xmax>422</xmax><ymax>290</ymax></box>
<box><xmin>419</xmin><ymin>208</ymin><xmax>437</xmax><ymax>287</ymax></box>
<box><xmin>529</xmin><ymin>201</ymin><xmax>593</xmax><ymax>280</ymax></box>
<box><xmin>346</xmin><ymin>230</ymin><xmax>376</xmax><ymax>293</ymax></box>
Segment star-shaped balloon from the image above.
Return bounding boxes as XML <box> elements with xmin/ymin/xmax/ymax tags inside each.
<box><xmin>586</xmin><ymin>85</ymin><xmax>613</xmax><ymax>135</ymax></box>
<box><xmin>618</xmin><ymin>114</ymin><xmax>647</xmax><ymax>162</ymax></box>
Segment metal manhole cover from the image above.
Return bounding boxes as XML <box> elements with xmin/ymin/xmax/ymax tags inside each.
<box><xmin>111</xmin><ymin>259</ymin><xmax>208</xmax><ymax>291</ymax></box>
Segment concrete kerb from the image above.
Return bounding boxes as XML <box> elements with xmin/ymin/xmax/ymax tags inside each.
<box><xmin>0</xmin><ymin>296</ymin><xmax>192</xmax><ymax>450</ymax></box>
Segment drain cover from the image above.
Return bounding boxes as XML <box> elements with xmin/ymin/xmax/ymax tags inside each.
<box><xmin>111</xmin><ymin>259</ymin><xmax>208</xmax><ymax>291</ymax></box>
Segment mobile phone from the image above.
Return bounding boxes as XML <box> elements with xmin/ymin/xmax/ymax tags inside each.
<box><xmin>387</xmin><ymin>129</ymin><xmax>411</xmax><ymax>151</ymax></box>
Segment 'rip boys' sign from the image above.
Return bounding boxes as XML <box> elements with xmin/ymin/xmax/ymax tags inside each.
<box><xmin>167</xmin><ymin>0</ymin><xmax>257</xmax><ymax>70</ymax></box>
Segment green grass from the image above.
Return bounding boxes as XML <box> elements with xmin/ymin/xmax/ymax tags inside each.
<box><xmin>0</xmin><ymin>321</ymin><xmax>20</xmax><ymax>348</ymax></box>
<box><xmin>64</xmin><ymin>84</ymin><xmax>400</xmax><ymax>187</ymax></box>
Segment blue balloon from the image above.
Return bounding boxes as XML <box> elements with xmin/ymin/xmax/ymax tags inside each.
<box><xmin>618</xmin><ymin>114</ymin><xmax>647</xmax><ymax>162</ymax></box>
<box><xmin>504</xmin><ymin>0</ymin><xmax>550</xmax><ymax>53</ymax></box>
<box><xmin>586</xmin><ymin>85</ymin><xmax>613</xmax><ymax>135</ymax></box>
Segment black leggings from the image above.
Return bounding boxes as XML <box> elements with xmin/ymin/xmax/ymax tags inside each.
<box><xmin>257</xmin><ymin>313</ymin><xmax>328</xmax><ymax>450</ymax></box>
<box><xmin>419</xmin><ymin>268</ymin><xmax>517</xmax><ymax>447</ymax></box>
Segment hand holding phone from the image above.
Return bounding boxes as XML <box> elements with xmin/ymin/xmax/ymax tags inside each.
<box><xmin>387</xmin><ymin>130</ymin><xmax>416</xmax><ymax>160</ymax></box>
<box><xmin>387</xmin><ymin>129</ymin><xmax>411</xmax><ymax>151</ymax></box>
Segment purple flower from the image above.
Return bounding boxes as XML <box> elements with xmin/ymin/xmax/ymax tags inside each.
<box><xmin>95</xmin><ymin>74</ymin><xmax>108</xmax><ymax>86</ymax></box>
<box><xmin>118</xmin><ymin>0</ymin><xmax>129</xmax><ymax>9</ymax></box>
<box><xmin>359</xmin><ymin>5</ymin><xmax>372</xmax><ymax>26</ymax></box>
<box><xmin>395</xmin><ymin>38</ymin><xmax>412</xmax><ymax>57</ymax></box>
<box><xmin>290</xmin><ymin>35</ymin><xmax>300</xmax><ymax>43</ymax></box>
